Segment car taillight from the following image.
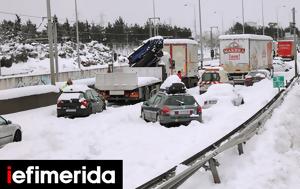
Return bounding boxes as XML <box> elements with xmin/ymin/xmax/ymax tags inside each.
<box><xmin>161</xmin><ymin>106</ymin><xmax>171</xmax><ymax>115</ymax></box>
<box><xmin>197</xmin><ymin>106</ymin><xmax>202</xmax><ymax>114</ymax></box>
<box><xmin>80</xmin><ymin>99</ymin><xmax>89</xmax><ymax>108</ymax></box>
<box><xmin>57</xmin><ymin>100</ymin><xmax>63</xmax><ymax>107</ymax></box>
<box><xmin>129</xmin><ymin>91</ymin><xmax>139</xmax><ymax>98</ymax></box>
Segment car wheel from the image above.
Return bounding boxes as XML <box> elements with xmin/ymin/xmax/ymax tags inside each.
<box><xmin>13</xmin><ymin>130</ymin><xmax>22</xmax><ymax>142</ymax></box>
<box><xmin>183</xmin><ymin>122</ymin><xmax>191</xmax><ymax>126</ymax></box>
<box><xmin>141</xmin><ymin>110</ymin><xmax>149</xmax><ymax>122</ymax></box>
<box><xmin>241</xmin><ymin>98</ymin><xmax>245</xmax><ymax>105</ymax></box>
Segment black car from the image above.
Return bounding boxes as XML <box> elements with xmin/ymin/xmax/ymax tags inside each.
<box><xmin>57</xmin><ymin>85</ymin><xmax>106</xmax><ymax>118</ymax></box>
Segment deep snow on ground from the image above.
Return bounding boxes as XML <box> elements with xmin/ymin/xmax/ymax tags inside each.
<box><xmin>0</xmin><ymin>57</ymin><xmax>127</xmax><ymax>79</ymax></box>
<box><xmin>0</xmin><ymin>76</ymin><xmax>280</xmax><ymax>188</ymax></box>
<box><xmin>181</xmin><ymin>80</ymin><xmax>300</xmax><ymax>189</ymax></box>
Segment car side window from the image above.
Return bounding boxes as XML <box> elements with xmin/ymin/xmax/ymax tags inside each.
<box><xmin>153</xmin><ymin>96</ymin><xmax>162</xmax><ymax>106</ymax></box>
<box><xmin>0</xmin><ymin>117</ymin><xmax>7</xmax><ymax>125</ymax></box>
<box><xmin>90</xmin><ymin>90</ymin><xmax>101</xmax><ymax>101</ymax></box>
<box><xmin>148</xmin><ymin>94</ymin><xmax>157</xmax><ymax>105</ymax></box>
<box><xmin>85</xmin><ymin>90</ymin><xmax>95</xmax><ymax>100</ymax></box>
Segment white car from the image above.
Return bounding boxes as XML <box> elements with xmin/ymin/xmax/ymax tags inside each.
<box><xmin>200</xmin><ymin>84</ymin><xmax>244</xmax><ymax>109</ymax></box>
<box><xmin>273</xmin><ymin>57</ymin><xmax>291</xmax><ymax>72</ymax></box>
<box><xmin>0</xmin><ymin>116</ymin><xmax>22</xmax><ymax>146</ymax></box>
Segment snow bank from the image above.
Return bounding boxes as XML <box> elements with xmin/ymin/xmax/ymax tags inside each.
<box><xmin>138</xmin><ymin>77</ymin><xmax>160</xmax><ymax>87</ymax></box>
<box><xmin>0</xmin><ymin>85</ymin><xmax>59</xmax><ymax>100</ymax></box>
<box><xmin>182</xmin><ymin>82</ymin><xmax>300</xmax><ymax>189</ymax></box>
<box><xmin>160</xmin><ymin>75</ymin><xmax>184</xmax><ymax>89</ymax></box>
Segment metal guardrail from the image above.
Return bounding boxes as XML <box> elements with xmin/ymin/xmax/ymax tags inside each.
<box><xmin>137</xmin><ymin>76</ymin><xmax>298</xmax><ymax>189</ymax></box>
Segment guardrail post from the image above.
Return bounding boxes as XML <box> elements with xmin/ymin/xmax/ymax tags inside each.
<box><xmin>208</xmin><ymin>158</ymin><xmax>221</xmax><ymax>184</ymax></box>
<box><xmin>238</xmin><ymin>143</ymin><xmax>244</xmax><ymax>155</ymax></box>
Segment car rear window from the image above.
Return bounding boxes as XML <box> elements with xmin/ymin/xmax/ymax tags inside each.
<box><xmin>58</xmin><ymin>92</ymin><xmax>84</xmax><ymax>101</ymax></box>
<box><xmin>202</xmin><ymin>73</ymin><xmax>220</xmax><ymax>81</ymax></box>
<box><xmin>164</xmin><ymin>95</ymin><xmax>196</xmax><ymax>106</ymax></box>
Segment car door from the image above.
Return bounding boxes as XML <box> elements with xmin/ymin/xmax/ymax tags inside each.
<box><xmin>148</xmin><ymin>95</ymin><xmax>164</xmax><ymax>121</ymax></box>
<box><xmin>91</xmin><ymin>90</ymin><xmax>104</xmax><ymax>112</ymax></box>
<box><xmin>85</xmin><ymin>90</ymin><xmax>98</xmax><ymax>113</ymax></box>
<box><xmin>0</xmin><ymin>116</ymin><xmax>12</xmax><ymax>146</ymax></box>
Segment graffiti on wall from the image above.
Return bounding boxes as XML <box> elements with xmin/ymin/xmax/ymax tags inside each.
<box><xmin>16</xmin><ymin>75</ymin><xmax>51</xmax><ymax>88</ymax></box>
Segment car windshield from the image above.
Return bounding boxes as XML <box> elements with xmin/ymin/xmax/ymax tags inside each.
<box><xmin>248</xmin><ymin>72</ymin><xmax>266</xmax><ymax>77</ymax></box>
<box><xmin>202</xmin><ymin>73</ymin><xmax>220</xmax><ymax>81</ymax></box>
<box><xmin>164</xmin><ymin>95</ymin><xmax>196</xmax><ymax>106</ymax></box>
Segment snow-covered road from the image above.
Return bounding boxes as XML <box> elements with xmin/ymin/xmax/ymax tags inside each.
<box><xmin>0</xmin><ymin>77</ymin><xmax>282</xmax><ymax>188</ymax></box>
<box><xmin>181</xmin><ymin>79</ymin><xmax>300</xmax><ymax>189</ymax></box>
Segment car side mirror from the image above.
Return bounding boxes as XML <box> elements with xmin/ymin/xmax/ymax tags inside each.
<box><xmin>6</xmin><ymin>120</ymin><xmax>12</xmax><ymax>125</ymax></box>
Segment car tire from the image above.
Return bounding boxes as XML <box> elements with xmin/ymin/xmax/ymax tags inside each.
<box><xmin>13</xmin><ymin>130</ymin><xmax>22</xmax><ymax>142</ymax></box>
<box><xmin>183</xmin><ymin>122</ymin><xmax>191</xmax><ymax>126</ymax></box>
<box><xmin>241</xmin><ymin>99</ymin><xmax>245</xmax><ymax>105</ymax></box>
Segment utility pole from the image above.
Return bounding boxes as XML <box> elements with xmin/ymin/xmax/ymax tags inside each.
<box><xmin>242</xmin><ymin>0</ymin><xmax>245</xmax><ymax>34</ymax></box>
<box><xmin>75</xmin><ymin>0</ymin><xmax>81</xmax><ymax>69</ymax></box>
<box><xmin>292</xmin><ymin>7</ymin><xmax>298</xmax><ymax>76</ymax></box>
<box><xmin>210</xmin><ymin>26</ymin><xmax>218</xmax><ymax>50</ymax></box>
<box><xmin>148</xmin><ymin>18</ymin><xmax>152</xmax><ymax>37</ymax></box>
<box><xmin>152</xmin><ymin>0</ymin><xmax>157</xmax><ymax>36</ymax></box>
<box><xmin>198</xmin><ymin>0</ymin><xmax>204</xmax><ymax>69</ymax></box>
<box><xmin>53</xmin><ymin>16</ymin><xmax>59</xmax><ymax>81</ymax></box>
<box><xmin>262</xmin><ymin>0</ymin><xmax>265</xmax><ymax>35</ymax></box>
<box><xmin>46</xmin><ymin>0</ymin><xmax>55</xmax><ymax>85</ymax></box>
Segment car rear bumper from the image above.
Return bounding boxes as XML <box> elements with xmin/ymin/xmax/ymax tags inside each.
<box><xmin>57</xmin><ymin>108</ymin><xmax>90</xmax><ymax>117</ymax></box>
<box><xmin>159</xmin><ymin>114</ymin><xmax>202</xmax><ymax>124</ymax></box>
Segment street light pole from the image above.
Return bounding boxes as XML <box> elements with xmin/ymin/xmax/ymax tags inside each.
<box><xmin>152</xmin><ymin>0</ymin><xmax>158</xmax><ymax>36</ymax></box>
<box><xmin>292</xmin><ymin>7</ymin><xmax>298</xmax><ymax>76</ymax></box>
<box><xmin>75</xmin><ymin>0</ymin><xmax>81</xmax><ymax>69</ymax></box>
<box><xmin>198</xmin><ymin>0</ymin><xmax>204</xmax><ymax>69</ymax></box>
<box><xmin>46</xmin><ymin>0</ymin><xmax>55</xmax><ymax>85</ymax></box>
<box><xmin>242</xmin><ymin>0</ymin><xmax>245</xmax><ymax>34</ymax></box>
<box><xmin>262</xmin><ymin>0</ymin><xmax>265</xmax><ymax>35</ymax></box>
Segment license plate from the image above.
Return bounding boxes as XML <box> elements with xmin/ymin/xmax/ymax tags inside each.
<box><xmin>178</xmin><ymin>109</ymin><xmax>193</xmax><ymax>115</ymax></box>
<box><xmin>66</xmin><ymin>109</ymin><xmax>76</xmax><ymax>112</ymax></box>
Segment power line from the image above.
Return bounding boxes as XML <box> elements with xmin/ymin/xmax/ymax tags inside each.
<box><xmin>0</xmin><ymin>10</ymin><xmax>45</xmax><ymax>19</ymax></box>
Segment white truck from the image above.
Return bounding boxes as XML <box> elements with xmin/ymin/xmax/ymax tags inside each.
<box><xmin>95</xmin><ymin>37</ymin><xmax>165</xmax><ymax>102</ymax></box>
<box><xmin>219</xmin><ymin>34</ymin><xmax>273</xmax><ymax>83</ymax></box>
<box><xmin>95</xmin><ymin>67</ymin><xmax>162</xmax><ymax>102</ymax></box>
<box><xmin>163</xmin><ymin>39</ymin><xmax>199</xmax><ymax>88</ymax></box>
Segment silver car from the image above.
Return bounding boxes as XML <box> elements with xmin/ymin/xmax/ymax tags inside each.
<box><xmin>0</xmin><ymin>116</ymin><xmax>22</xmax><ymax>146</ymax></box>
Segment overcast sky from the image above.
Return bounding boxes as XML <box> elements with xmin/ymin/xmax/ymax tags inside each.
<box><xmin>0</xmin><ymin>0</ymin><xmax>299</xmax><ymax>34</ymax></box>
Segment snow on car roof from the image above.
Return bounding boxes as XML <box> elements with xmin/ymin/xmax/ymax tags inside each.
<box><xmin>206</xmin><ymin>83</ymin><xmax>235</xmax><ymax>96</ymax></box>
<box><xmin>61</xmin><ymin>85</ymin><xmax>90</xmax><ymax>93</ymax></box>
<box><xmin>160</xmin><ymin>75</ymin><xmax>185</xmax><ymax>89</ymax></box>
<box><xmin>219</xmin><ymin>34</ymin><xmax>273</xmax><ymax>41</ymax></box>
<box><xmin>58</xmin><ymin>92</ymin><xmax>82</xmax><ymax>101</ymax></box>
<box><xmin>142</xmin><ymin>36</ymin><xmax>164</xmax><ymax>44</ymax></box>
<box><xmin>164</xmin><ymin>39</ymin><xmax>198</xmax><ymax>45</ymax></box>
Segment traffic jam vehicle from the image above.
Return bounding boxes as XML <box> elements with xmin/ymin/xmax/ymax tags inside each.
<box><xmin>219</xmin><ymin>34</ymin><xmax>273</xmax><ymax>84</ymax></box>
<box><xmin>57</xmin><ymin>85</ymin><xmax>106</xmax><ymax>118</ymax></box>
<box><xmin>277</xmin><ymin>40</ymin><xmax>295</xmax><ymax>61</ymax></box>
<box><xmin>141</xmin><ymin>83</ymin><xmax>202</xmax><ymax>126</ymax></box>
<box><xmin>198</xmin><ymin>67</ymin><xmax>233</xmax><ymax>94</ymax></box>
<box><xmin>200</xmin><ymin>84</ymin><xmax>245</xmax><ymax>109</ymax></box>
<box><xmin>0</xmin><ymin>116</ymin><xmax>22</xmax><ymax>146</ymax></box>
<box><xmin>244</xmin><ymin>69</ymin><xmax>271</xmax><ymax>86</ymax></box>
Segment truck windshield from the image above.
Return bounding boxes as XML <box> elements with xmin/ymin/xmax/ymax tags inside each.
<box><xmin>202</xmin><ymin>73</ymin><xmax>220</xmax><ymax>81</ymax></box>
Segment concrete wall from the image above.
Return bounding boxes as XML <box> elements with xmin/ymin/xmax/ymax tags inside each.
<box><xmin>0</xmin><ymin>67</ymin><xmax>126</xmax><ymax>90</ymax></box>
<box><xmin>0</xmin><ymin>92</ymin><xmax>60</xmax><ymax>115</ymax></box>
